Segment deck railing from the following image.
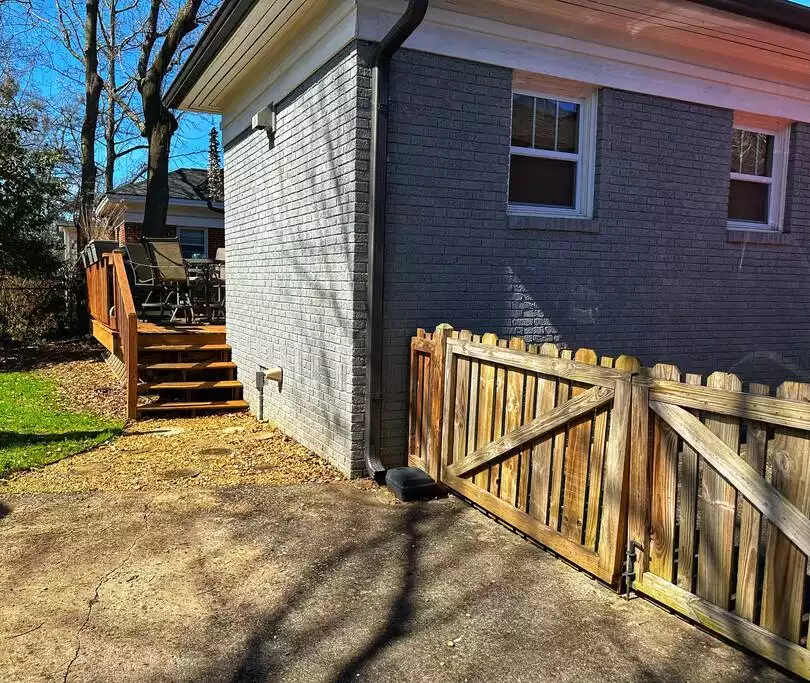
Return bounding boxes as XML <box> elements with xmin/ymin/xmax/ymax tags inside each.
<box><xmin>85</xmin><ymin>249</ymin><xmax>138</xmax><ymax>419</ymax></box>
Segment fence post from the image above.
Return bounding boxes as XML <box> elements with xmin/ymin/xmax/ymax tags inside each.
<box><xmin>429</xmin><ymin>324</ymin><xmax>453</xmax><ymax>483</ymax></box>
<box><xmin>627</xmin><ymin>370</ymin><xmax>651</xmax><ymax>585</ymax></box>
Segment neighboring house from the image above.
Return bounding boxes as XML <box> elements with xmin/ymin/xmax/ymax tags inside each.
<box><xmin>96</xmin><ymin>168</ymin><xmax>225</xmax><ymax>259</ymax></box>
<box><xmin>54</xmin><ymin>220</ymin><xmax>78</xmax><ymax>265</ymax></box>
<box><xmin>166</xmin><ymin>0</ymin><xmax>810</xmax><ymax>476</ymax></box>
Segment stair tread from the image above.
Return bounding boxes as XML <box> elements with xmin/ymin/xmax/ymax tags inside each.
<box><xmin>138</xmin><ymin>399</ymin><xmax>248</xmax><ymax>413</ymax></box>
<box><xmin>139</xmin><ymin>380</ymin><xmax>242</xmax><ymax>392</ymax></box>
<box><xmin>138</xmin><ymin>361</ymin><xmax>236</xmax><ymax>371</ymax></box>
<box><xmin>140</xmin><ymin>343</ymin><xmax>231</xmax><ymax>352</ymax></box>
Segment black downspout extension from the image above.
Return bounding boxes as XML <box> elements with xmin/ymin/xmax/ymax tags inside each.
<box><xmin>365</xmin><ymin>0</ymin><xmax>429</xmax><ymax>481</ymax></box>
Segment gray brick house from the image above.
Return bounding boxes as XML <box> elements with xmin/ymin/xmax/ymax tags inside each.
<box><xmin>167</xmin><ymin>0</ymin><xmax>810</xmax><ymax>477</ymax></box>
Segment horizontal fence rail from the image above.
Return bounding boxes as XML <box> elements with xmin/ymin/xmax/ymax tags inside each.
<box><xmin>408</xmin><ymin>324</ymin><xmax>810</xmax><ymax>679</ymax></box>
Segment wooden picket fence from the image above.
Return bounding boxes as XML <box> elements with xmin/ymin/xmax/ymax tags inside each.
<box><xmin>409</xmin><ymin>325</ymin><xmax>810</xmax><ymax>679</ymax></box>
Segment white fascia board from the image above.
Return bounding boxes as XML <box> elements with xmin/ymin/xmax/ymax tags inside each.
<box><xmin>120</xmin><ymin>210</ymin><xmax>225</xmax><ymax>229</ymax></box>
<box><xmin>357</xmin><ymin>2</ymin><xmax>810</xmax><ymax>123</ymax></box>
<box><xmin>221</xmin><ymin>0</ymin><xmax>358</xmax><ymax>143</ymax></box>
<box><xmin>103</xmin><ymin>194</ymin><xmax>224</xmax><ymax>211</ymax></box>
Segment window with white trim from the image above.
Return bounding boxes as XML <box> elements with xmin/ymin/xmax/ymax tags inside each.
<box><xmin>508</xmin><ymin>90</ymin><xmax>597</xmax><ymax>218</ymax></box>
<box><xmin>728</xmin><ymin>122</ymin><xmax>790</xmax><ymax>231</ymax></box>
<box><xmin>177</xmin><ymin>227</ymin><xmax>208</xmax><ymax>259</ymax></box>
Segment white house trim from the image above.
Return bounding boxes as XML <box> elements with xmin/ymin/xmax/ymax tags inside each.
<box><xmin>200</xmin><ymin>0</ymin><xmax>810</xmax><ymax>138</ymax></box>
<box><xmin>220</xmin><ymin>0</ymin><xmax>358</xmax><ymax>143</ymax></box>
<box><xmin>101</xmin><ymin>194</ymin><xmax>224</xmax><ymax>212</ymax></box>
<box><xmin>356</xmin><ymin>1</ymin><xmax>810</xmax><ymax>124</ymax></box>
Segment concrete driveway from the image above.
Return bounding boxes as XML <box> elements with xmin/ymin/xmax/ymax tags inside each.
<box><xmin>0</xmin><ymin>483</ymin><xmax>792</xmax><ymax>682</ymax></box>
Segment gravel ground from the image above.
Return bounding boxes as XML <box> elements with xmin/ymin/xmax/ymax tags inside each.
<box><xmin>0</xmin><ymin>413</ymin><xmax>343</xmax><ymax>494</ymax></box>
<box><xmin>0</xmin><ymin>340</ymin><xmax>343</xmax><ymax>494</ymax></box>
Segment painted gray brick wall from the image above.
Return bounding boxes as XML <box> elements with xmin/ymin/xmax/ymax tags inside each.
<box><xmin>224</xmin><ymin>44</ymin><xmax>370</xmax><ymax>477</ymax></box>
<box><xmin>380</xmin><ymin>49</ymin><xmax>810</xmax><ymax>463</ymax></box>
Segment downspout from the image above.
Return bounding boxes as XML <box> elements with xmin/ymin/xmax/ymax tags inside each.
<box><xmin>365</xmin><ymin>0</ymin><xmax>429</xmax><ymax>481</ymax></box>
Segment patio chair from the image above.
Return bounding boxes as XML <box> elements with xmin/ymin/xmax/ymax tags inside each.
<box><xmin>142</xmin><ymin>237</ymin><xmax>195</xmax><ymax>323</ymax></box>
<box><xmin>123</xmin><ymin>243</ymin><xmax>163</xmax><ymax>315</ymax></box>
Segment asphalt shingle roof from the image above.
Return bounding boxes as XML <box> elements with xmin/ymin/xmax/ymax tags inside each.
<box><xmin>108</xmin><ymin>168</ymin><xmax>222</xmax><ymax>202</ymax></box>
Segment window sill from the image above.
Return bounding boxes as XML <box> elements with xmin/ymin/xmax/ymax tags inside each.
<box><xmin>726</xmin><ymin>228</ymin><xmax>793</xmax><ymax>246</ymax></box>
<box><xmin>508</xmin><ymin>213</ymin><xmax>599</xmax><ymax>234</ymax></box>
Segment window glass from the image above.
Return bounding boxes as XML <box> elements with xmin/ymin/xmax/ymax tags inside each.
<box><xmin>533</xmin><ymin>98</ymin><xmax>557</xmax><ymax>151</ymax></box>
<box><xmin>729</xmin><ymin>180</ymin><xmax>769</xmax><ymax>224</ymax></box>
<box><xmin>177</xmin><ymin>228</ymin><xmax>206</xmax><ymax>259</ymax></box>
<box><xmin>511</xmin><ymin>94</ymin><xmax>534</xmax><ymax>148</ymax></box>
<box><xmin>509</xmin><ymin>156</ymin><xmax>577</xmax><ymax>208</ymax></box>
<box><xmin>731</xmin><ymin>130</ymin><xmax>773</xmax><ymax>177</ymax></box>
<box><xmin>557</xmin><ymin>102</ymin><xmax>579</xmax><ymax>154</ymax></box>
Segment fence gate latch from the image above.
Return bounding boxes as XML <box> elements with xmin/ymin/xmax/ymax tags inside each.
<box><xmin>623</xmin><ymin>539</ymin><xmax>644</xmax><ymax>600</ymax></box>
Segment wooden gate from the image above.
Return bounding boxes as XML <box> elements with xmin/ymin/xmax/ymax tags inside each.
<box><xmin>628</xmin><ymin>365</ymin><xmax>810</xmax><ymax>679</ymax></box>
<box><xmin>409</xmin><ymin>326</ymin><xmax>637</xmax><ymax>585</ymax></box>
<box><xmin>409</xmin><ymin>326</ymin><xmax>810</xmax><ymax>678</ymax></box>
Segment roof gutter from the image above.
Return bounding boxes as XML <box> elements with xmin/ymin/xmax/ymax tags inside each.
<box><xmin>689</xmin><ymin>0</ymin><xmax>810</xmax><ymax>33</ymax></box>
<box><xmin>365</xmin><ymin>0</ymin><xmax>429</xmax><ymax>481</ymax></box>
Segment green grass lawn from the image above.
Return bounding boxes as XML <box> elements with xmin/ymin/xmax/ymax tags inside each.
<box><xmin>0</xmin><ymin>372</ymin><xmax>123</xmax><ymax>477</ymax></box>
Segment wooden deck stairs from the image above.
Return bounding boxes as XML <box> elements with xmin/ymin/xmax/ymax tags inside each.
<box><xmin>86</xmin><ymin>251</ymin><xmax>247</xmax><ymax>420</ymax></box>
<box><xmin>136</xmin><ymin>324</ymin><xmax>247</xmax><ymax>417</ymax></box>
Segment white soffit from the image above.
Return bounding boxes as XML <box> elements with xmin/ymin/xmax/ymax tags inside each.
<box><xmin>220</xmin><ymin>0</ymin><xmax>357</xmax><ymax>142</ymax></box>
<box><xmin>357</xmin><ymin>0</ymin><xmax>810</xmax><ymax>123</ymax></box>
<box><xmin>202</xmin><ymin>0</ymin><xmax>810</xmax><ymax>131</ymax></box>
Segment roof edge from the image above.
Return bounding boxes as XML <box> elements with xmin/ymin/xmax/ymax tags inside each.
<box><xmin>689</xmin><ymin>0</ymin><xmax>810</xmax><ymax>34</ymax></box>
<box><xmin>167</xmin><ymin>0</ymin><xmax>810</xmax><ymax>111</ymax></box>
<box><xmin>165</xmin><ymin>0</ymin><xmax>258</xmax><ymax>109</ymax></box>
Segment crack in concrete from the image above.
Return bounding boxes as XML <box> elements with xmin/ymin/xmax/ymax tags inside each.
<box><xmin>62</xmin><ymin>497</ymin><xmax>156</xmax><ymax>682</ymax></box>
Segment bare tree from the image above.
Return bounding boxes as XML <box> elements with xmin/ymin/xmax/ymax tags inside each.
<box><xmin>77</xmin><ymin>0</ymin><xmax>102</xmax><ymax>237</ymax></box>
<box><xmin>99</xmin><ymin>0</ymin><xmax>146</xmax><ymax>192</ymax></box>
<box><xmin>134</xmin><ymin>0</ymin><xmax>205</xmax><ymax>235</ymax></box>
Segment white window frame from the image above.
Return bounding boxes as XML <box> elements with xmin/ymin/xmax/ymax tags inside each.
<box><xmin>177</xmin><ymin>227</ymin><xmax>208</xmax><ymax>258</ymax></box>
<box><xmin>507</xmin><ymin>89</ymin><xmax>598</xmax><ymax>220</ymax></box>
<box><xmin>728</xmin><ymin>122</ymin><xmax>790</xmax><ymax>233</ymax></box>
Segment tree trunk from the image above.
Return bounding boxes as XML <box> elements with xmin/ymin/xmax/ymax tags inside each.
<box><xmin>141</xmin><ymin>93</ymin><xmax>177</xmax><ymax>236</ymax></box>
<box><xmin>103</xmin><ymin>0</ymin><xmax>116</xmax><ymax>194</ymax></box>
<box><xmin>136</xmin><ymin>0</ymin><xmax>203</xmax><ymax>235</ymax></box>
<box><xmin>78</xmin><ymin>0</ymin><xmax>103</xmax><ymax>244</ymax></box>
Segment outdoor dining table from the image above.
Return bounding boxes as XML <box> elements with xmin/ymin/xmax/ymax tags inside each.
<box><xmin>185</xmin><ymin>257</ymin><xmax>224</xmax><ymax>322</ymax></box>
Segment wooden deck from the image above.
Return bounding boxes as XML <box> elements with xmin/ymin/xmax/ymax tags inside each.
<box><xmin>86</xmin><ymin>253</ymin><xmax>246</xmax><ymax>419</ymax></box>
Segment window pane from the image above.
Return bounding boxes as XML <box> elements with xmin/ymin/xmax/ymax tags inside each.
<box><xmin>178</xmin><ymin>229</ymin><xmax>206</xmax><ymax>259</ymax></box>
<box><xmin>557</xmin><ymin>101</ymin><xmax>579</xmax><ymax>153</ymax></box>
<box><xmin>729</xmin><ymin>179</ymin><xmax>769</xmax><ymax>223</ymax></box>
<box><xmin>509</xmin><ymin>155</ymin><xmax>577</xmax><ymax>208</ymax></box>
<box><xmin>533</xmin><ymin>98</ymin><xmax>557</xmax><ymax>151</ymax></box>
<box><xmin>731</xmin><ymin>129</ymin><xmax>774</xmax><ymax>177</ymax></box>
<box><xmin>511</xmin><ymin>94</ymin><xmax>534</xmax><ymax>148</ymax></box>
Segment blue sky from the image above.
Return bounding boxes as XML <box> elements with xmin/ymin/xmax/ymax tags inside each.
<box><xmin>8</xmin><ymin>0</ymin><xmax>218</xmax><ymax>189</ymax></box>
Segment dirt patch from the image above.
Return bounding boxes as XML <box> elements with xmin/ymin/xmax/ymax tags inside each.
<box><xmin>0</xmin><ymin>412</ymin><xmax>343</xmax><ymax>494</ymax></box>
